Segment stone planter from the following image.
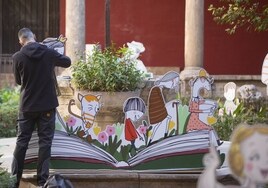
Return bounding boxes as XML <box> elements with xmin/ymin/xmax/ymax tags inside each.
<box><xmin>74</xmin><ymin>89</ymin><xmax>141</xmax><ymax>130</ymax></box>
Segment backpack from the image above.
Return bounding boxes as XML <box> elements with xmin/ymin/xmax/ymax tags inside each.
<box><xmin>43</xmin><ymin>174</ymin><xmax>74</xmax><ymax>188</ymax></box>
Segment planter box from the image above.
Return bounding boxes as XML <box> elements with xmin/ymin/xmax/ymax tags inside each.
<box><xmin>74</xmin><ymin>89</ymin><xmax>141</xmax><ymax>129</ymax></box>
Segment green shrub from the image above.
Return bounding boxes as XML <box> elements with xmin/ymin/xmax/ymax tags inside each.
<box><xmin>0</xmin><ymin>87</ymin><xmax>19</xmax><ymax>138</ymax></box>
<box><xmin>72</xmin><ymin>43</ymin><xmax>144</xmax><ymax>92</ymax></box>
<box><xmin>0</xmin><ymin>155</ymin><xmax>16</xmax><ymax>188</ymax></box>
<box><xmin>213</xmin><ymin>98</ymin><xmax>268</xmax><ymax>141</ymax></box>
<box><xmin>0</xmin><ymin>87</ymin><xmax>20</xmax><ymax>105</ymax></box>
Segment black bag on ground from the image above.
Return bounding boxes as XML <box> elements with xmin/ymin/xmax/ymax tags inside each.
<box><xmin>43</xmin><ymin>174</ymin><xmax>74</xmax><ymax>188</ymax></box>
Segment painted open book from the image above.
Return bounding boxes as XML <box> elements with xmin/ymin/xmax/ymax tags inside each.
<box><xmin>25</xmin><ymin>129</ymin><xmax>221</xmax><ymax>170</ymax></box>
<box><xmin>24</xmin><ymin>69</ymin><xmax>226</xmax><ymax>171</ymax></box>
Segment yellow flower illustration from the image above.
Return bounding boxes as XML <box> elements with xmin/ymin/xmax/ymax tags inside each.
<box><xmin>63</xmin><ymin>115</ymin><xmax>70</xmax><ymax>122</ymax></box>
<box><xmin>168</xmin><ymin>121</ymin><xmax>175</xmax><ymax>131</ymax></box>
<box><xmin>93</xmin><ymin>125</ymin><xmax>101</xmax><ymax>136</ymax></box>
<box><xmin>148</xmin><ymin>130</ymin><xmax>152</xmax><ymax>138</ymax></box>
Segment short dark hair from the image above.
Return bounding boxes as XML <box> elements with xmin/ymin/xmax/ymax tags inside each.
<box><xmin>123</xmin><ymin>97</ymin><xmax>146</xmax><ymax>113</ymax></box>
<box><xmin>18</xmin><ymin>28</ymin><xmax>34</xmax><ymax>40</ymax></box>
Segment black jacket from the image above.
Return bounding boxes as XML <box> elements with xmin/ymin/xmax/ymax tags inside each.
<box><xmin>12</xmin><ymin>42</ymin><xmax>71</xmax><ymax>112</ymax></box>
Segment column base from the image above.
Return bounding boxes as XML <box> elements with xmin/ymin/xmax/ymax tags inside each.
<box><xmin>180</xmin><ymin>67</ymin><xmax>203</xmax><ymax>81</ymax></box>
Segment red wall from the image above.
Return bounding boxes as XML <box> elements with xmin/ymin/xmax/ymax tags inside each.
<box><xmin>204</xmin><ymin>1</ymin><xmax>268</xmax><ymax>75</ymax></box>
<box><xmin>60</xmin><ymin>0</ymin><xmax>268</xmax><ymax>75</ymax></box>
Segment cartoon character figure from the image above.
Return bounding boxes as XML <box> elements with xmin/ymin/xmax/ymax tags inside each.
<box><xmin>42</xmin><ymin>34</ymin><xmax>67</xmax><ymax>55</ymax></box>
<box><xmin>123</xmin><ymin>97</ymin><xmax>146</xmax><ymax>152</ymax></box>
<box><xmin>148</xmin><ymin>71</ymin><xmax>180</xmax><ymax>145</ymax></box>
<box><xmin>223</xmin><ymin>82</ymin><xmax>237</xmax><ymax>115</ymax></box>
<box><xmin>68</xmin><ymin>93</ymin><xmax>102</xmax><ymax>138</ymax></box>
<box><xmin>186</xmin><ymin>69</ymin><xmax>221</xmax><ymax>146</ymax></box>
<box><xmin>41</xmin><ymin>34</ymin><xmax>67</xmax><ymax>95</ymax></box>
<box><xmin>197</xmin><ymin>123</ymin><xmax>268</xmax><ymax>188</ymax></box>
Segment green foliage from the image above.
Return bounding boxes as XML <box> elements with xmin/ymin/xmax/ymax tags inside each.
<box><xmin>0</xmin><ymin>87</ymin><xmax>19</xmax><ymax>138</ymax></box>
<box><xmin>120</xmin><ymin>145</ymin><xmax>131</xmax><ymax>161</ymax></box>
<box><xmin>208</xmin><ymin>0</ymin><xmax>268</xmax><ymax>34</ymax></box>
<box><xmin>106</xmin><ymin>135</ymin><xmax>122</xmax><ymax>156</ymax></box>
<box><xmin>71</xmin><ymin>43</ymin><xmax>145</xmax><ymax>92</ymax></box>
<box><xmin>0</xmin><ymin>87</ymin><xmax>20</xmax><ymax>106</ymax></box>
<box><xmin>92</xmin><ymin>135</ymin><xmax>122</xmax><ymax>159</ymax></box>
<box><xmin>213</xmin><ymin>99</ymin><xmax>268</xmax><ymax>141</ymax></box>
<box><xmin>178</xmin><ymin>104</ymin><xmax>190</xmax><ymax>134</ymax></box>
<box><xmin>0</xmin><ymin>155</ymin><xmax>16</xmax><ymax>188</ymax></box>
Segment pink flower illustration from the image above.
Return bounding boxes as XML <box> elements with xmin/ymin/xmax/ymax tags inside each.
<box><xmin>105</xmin><ymin>125</ymin><xmax>115</xmax><ymax>136</ymax></box>
<box><xmin>138</xmin><ymin>125</ymin><xmax>147</xmax><ymax>134</ymax></box>
<box><xmin>67</xmin><ymin>117</ymin><xmax>77</xmax><ymax>127</ymax></box>
<box><xmin>98</xmin><ymin>132</ymin><xmax>108</xmax><ymax>143</ymax></box>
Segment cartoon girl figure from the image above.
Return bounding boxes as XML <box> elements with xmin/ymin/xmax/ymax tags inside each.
<box><xmin>148</xmin><ymin>71</ymin><xmax>180</xmax><ymax>145</ymax></box>
<box><xmin>123</xmin><ymin>97</ymin><xmax>146</xmax><ymax>152</ymax></box>
<box><xmin>186</xmin><ymin>69</ymin><xmax>222</xmax><ymax>146</ymax></box>
<box><xmin>197</xmin><ymin>123</ymin><xmax>268</xmax><ymax>188</ymax></box>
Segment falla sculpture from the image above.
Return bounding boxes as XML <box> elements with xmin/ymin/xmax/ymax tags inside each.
<box><xmin>23</xmin><ymin>36</ymin><xmax>228</xmax><ymax>175</ymax></box>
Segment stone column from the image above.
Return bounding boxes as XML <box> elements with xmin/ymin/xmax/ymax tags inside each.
<box><xmin>57</xmin><ymin>0</ymin><xmax>85</xmax><ymax>116</ymax></box>
<box><xmin>180</xmin><ymin>0</ymin><xmax>204</xmax><ymax>96</ymax></box>
<box><xmin>65</xmin><ymin>0</ymin><xmax>85</xmax><ymax>66</ymax></box>
<box><xmin>180</xmin><ymin>0</ymin><xmax>204</xmax><ymax>80</ymax></box>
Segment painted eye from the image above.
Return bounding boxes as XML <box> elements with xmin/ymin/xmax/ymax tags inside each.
<box><xmin>88</xmin><ymin>105</ymin><xmax>93</xmax><ymax>111</ymax></box>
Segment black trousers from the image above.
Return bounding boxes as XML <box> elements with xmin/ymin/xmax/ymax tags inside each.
<box><xmin>11</xmin><ymin>109</ymin><xmax>55</xmax><ymax>187</ymax></box>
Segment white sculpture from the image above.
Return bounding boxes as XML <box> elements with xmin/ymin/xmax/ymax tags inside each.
<box><xmin>126</xmin><ymin>41</ymin><xmax>148</xmax><ymax>74</ymax></box>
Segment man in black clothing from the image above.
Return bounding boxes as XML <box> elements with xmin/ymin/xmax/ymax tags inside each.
<box><xmin>11</xmin><ymin>28</ymin><xmax>71</xmax><ymax>187</ymax></box>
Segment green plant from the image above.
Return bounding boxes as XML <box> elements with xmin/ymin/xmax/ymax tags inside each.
<box><xmin>0</xmin><ymin>154</ymin><xmax>16</xmax><ymax>187</ymax></box>
<box><xmin>208</xmin><ymin>1</ymin><xmax>268</xmax><ymax>34</ymax></box>
<box><xmin>0</xmin><ymin>87</ymin><xmax>19</xmax><ymax>138</ymax></box>
<box><xmin>71</xmin><ymin>43</ymin><xmax>144</xmax><ymax>92</ymax></box>
<box><xmin>0</xmin><ymin>87</ymin><xmax>20</xmax><ymax>106</ymax></box>
<box><xmin>213</xmin><ymin>98</ymin><xmax>268</xmax><ymax>141</ymax></box>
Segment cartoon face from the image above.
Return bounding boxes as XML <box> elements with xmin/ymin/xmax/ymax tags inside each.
<box><xmin>81</xmin><ymin>100</ymin><xmax>101</xmax><ymax>116</ymax></box>
<box><xmin>78</xmin><ymin>93</ymin><xmax>102</xmax><ymax>129</ymax></box>
<box><xmin>241</xmin><ymin>132</ymin><xmax>268</xmax><ymax>184</ymax></box>
<box><xmin>125</xmin><ymin>110</ymin><xmax>144</xmax><ymax>122</ymax></box>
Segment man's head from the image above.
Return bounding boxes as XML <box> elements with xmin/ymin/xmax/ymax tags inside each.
<box><xmin>18</xmin><ymin>28</ymin><xmax>35</xmax><ymax>46</ymax></box>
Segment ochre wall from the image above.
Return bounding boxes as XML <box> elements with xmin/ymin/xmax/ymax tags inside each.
<box><xmin>60</xmin><ymin>0</ymin><xmax>268</xmax><ymax>75</ymax></box>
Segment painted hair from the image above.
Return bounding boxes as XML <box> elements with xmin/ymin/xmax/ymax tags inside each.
<box><xmin>228</xmin><ymin>123</ymin><xmax>268</xmax><ymax>178</ymax></box>
<box><xmin>154</xmin><ymin>71</ymin><xmax>180</xmax><ymax>86</ymax></box>
<box><xmin>123</xmin><ymin>97</ymin><xmax>146</xmax><ymax>113</ymax></box>
<box><xmin>224</xmin><ymin>82</ymin><xmax>236</xmax><ymax>93</ymax></box>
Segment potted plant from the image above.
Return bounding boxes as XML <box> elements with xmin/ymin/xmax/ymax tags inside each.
<box><xmin>71</xmin><ymin>43</ymin><xmax>146</xmax><ymax>127</ymax></box>
<box><xmin>72</xmin><ymin>43</ymin><xmax>144</xmax><ymax>92</ymax></box>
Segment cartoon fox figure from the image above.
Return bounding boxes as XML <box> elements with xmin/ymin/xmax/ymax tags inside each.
<box><xmin>68</xmin><ymin>93</ymin><xmax>102</xmax><ymax>138</ymax></box>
